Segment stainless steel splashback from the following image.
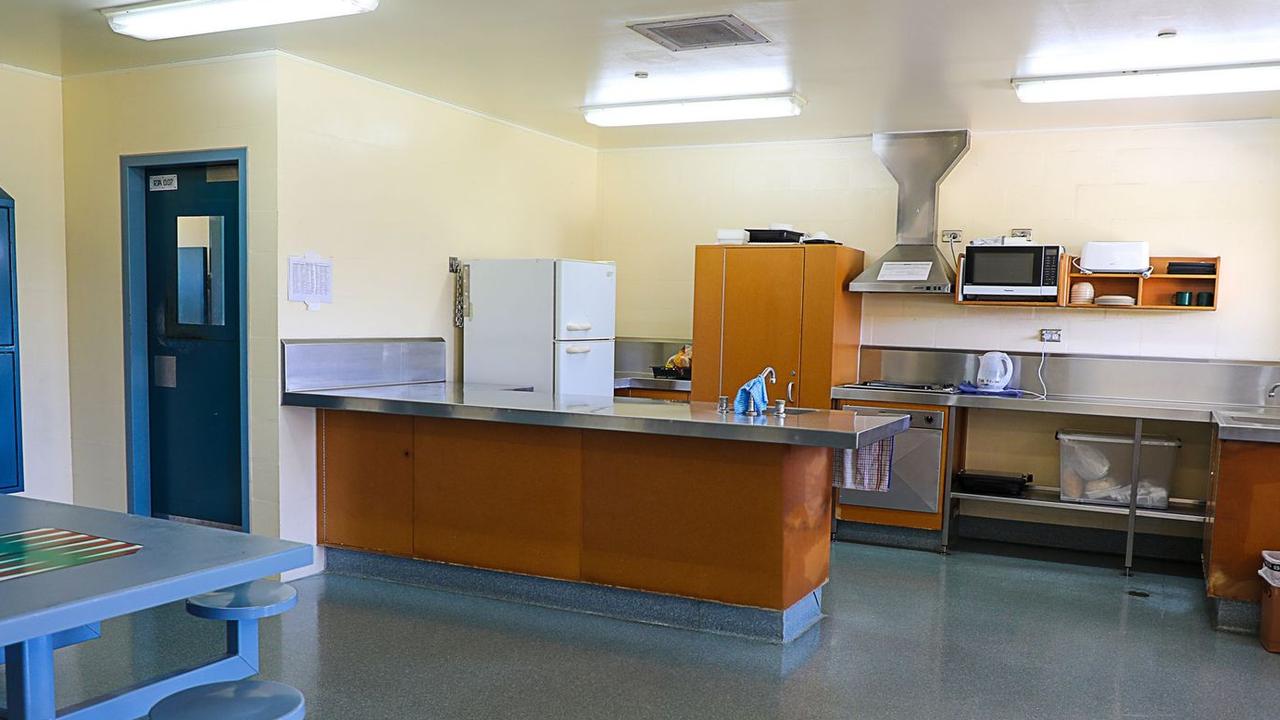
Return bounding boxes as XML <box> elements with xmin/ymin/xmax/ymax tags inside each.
<box><xmin>860</xmin><ymin>346</ymin><xmax>1280</xmax><ymax>408</ymax></box>
<box><xmin>282</xmin><ymin>338</ymin><xmax>447</xmax><ymax>392</ymax></box>
<box><xmin>615</xmin><ymin>337</ymin><xmax>691</xmax><ymax>375</ymax></box>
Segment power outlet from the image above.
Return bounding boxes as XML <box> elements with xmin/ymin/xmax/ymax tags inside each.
<box><xmin>1040</xmin><ymin>328</ymin><xmax>1063</xmax><ymax>343</ymax></box>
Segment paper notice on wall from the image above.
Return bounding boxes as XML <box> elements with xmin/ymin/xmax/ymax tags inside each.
<box><xmin>288</xmin><ymin>254</ymin><xmax>333</xmax><ymax>310</ymax></box>
<box><xmin>877</xmin><ymin>261</ymin><xmax>933</xmax><ymax>281</ymax></box>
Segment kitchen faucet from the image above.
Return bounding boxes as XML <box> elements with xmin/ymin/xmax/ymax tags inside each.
<box><xmin>760</xmin><ymin>366</ymin><xmax>777</xmax><ymax>384</ymax></box>
<box><xmin>1269</xmin><ymin>382</ymin><xmax>1280</xmax><ymax>399</ymax></box>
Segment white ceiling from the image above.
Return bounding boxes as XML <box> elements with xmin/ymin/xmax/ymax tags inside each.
<box><xmin>3</xmin><ymin>0</ymin><xmax>1279</xmax><ymax>148</ymax></box>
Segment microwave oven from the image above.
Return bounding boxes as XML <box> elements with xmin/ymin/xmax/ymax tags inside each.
<box><xmin>960</xmin><ymin>245</ymin><xmax>1064</xmax><ymax>301</ymax></box>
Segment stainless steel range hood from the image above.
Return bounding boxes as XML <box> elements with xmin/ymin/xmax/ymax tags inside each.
<box><xmin>849</xmin><ymin>130</ymin><xmax>970</xmax><ymax>293</ymax></box>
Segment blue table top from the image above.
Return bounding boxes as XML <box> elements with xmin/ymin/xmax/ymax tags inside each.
<box><xmin>0</xmin><ymin>496</ymin><xmax>311</xmax><ymax>647</ymax></box>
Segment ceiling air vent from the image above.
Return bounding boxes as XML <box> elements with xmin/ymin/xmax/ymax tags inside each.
<box><xmin>628</xmin><ymin>14</ymin><xmax>770</xmax><ymax>52</ymax></box>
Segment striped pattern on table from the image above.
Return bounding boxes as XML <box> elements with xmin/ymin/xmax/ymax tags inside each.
<box><xmin>0</xmin><ymin>528</ymin><xmax>142</xmax><ymax>582</ymax></box>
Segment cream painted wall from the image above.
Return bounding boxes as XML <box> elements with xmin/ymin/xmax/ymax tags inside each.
<box><xmin>273</xmin><ymin>55</ymin><xmax>597</xmax><ymax>561</ymax></box>
<box><xmin>597</xmin><ymin>138</ymin><xmax>895</xmax><ymax>340</ymax></box>
<box><xmin>62</xmin><ymin>56</ymin><xmax>279</xmax><ymax>523</ymax></box>
<box><xmin>596</xmin><ymin>123</ymin><xmax>1280</xmax><ymax>528</ymax></box>
<box><xmin>597</xmin><ymin>122</ymin><xmax>1280</xmax><ymax>362</ymax></box>
<box><xmin>0</xmin><ymin>65</ymin><xmax>73</xmax><ymax>503</ymax></box>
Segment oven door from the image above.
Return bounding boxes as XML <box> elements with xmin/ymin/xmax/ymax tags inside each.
<box><xmin>962</xmin><ymin>246</ymin><xmax>1056</xmax><ymax>296</ymax></box>
<box><xmin>838</xmin><ymin>406</ymin><xmax>944</xmax><ymax>513</ymax></box>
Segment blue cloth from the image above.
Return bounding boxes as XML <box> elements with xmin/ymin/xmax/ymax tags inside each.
<box><xmin>958</xmin><ymin>381</ymin><xmax>1023</xmax><ymax>397</ymax></box>
<box><xmin>734</xmin><ymin>374</ymin><xmax>770</xmax><ymax>415</ymax></box>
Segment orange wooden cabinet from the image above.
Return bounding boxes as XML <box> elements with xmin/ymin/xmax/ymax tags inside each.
<box><xmin>691</xmin><ymin>244</ymin><xmax>864</xmax><ymax>409</ymax></box>
<box><xmin>1204</xmin><ymin>438</ymin><xmax>1280</xmax><ymax>602</ymax></box>
<box><xmin>315</xmin><ymin>409</ymin><xmax>832</xmax><ymax>610</ymax></box>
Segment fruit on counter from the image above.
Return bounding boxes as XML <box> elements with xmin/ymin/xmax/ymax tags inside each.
<box><xmin>665</xmin><ymin>345</ymin><xmax>693</xmax><ymax>369</ymax></box>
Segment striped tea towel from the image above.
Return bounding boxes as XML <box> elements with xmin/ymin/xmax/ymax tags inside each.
<box><xmin>833</xmin><ymin>437</ymin><xmax>894</xmax><ymax>492</ymax></box>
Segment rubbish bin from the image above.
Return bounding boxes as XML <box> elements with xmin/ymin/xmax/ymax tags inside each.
<box><xmin>1260</xmin><ymin>551</ymin><xmax>1280</xmax><ymax>653</ymax></box>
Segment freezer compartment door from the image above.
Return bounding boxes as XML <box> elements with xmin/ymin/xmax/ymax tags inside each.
<box><xmin>554</xmin><ymin>340</ymin><xmax>615</xmax><ymax>397</ymax></box>
<box><xmin>556</xmin><ymin>260</ymin><xmax>616</xmax><ymax>340</ymax></box>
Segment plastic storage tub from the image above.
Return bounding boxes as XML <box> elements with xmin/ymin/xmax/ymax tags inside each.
<box><xmin>1057</xmin><ymin>430</ymin><xmax>1180</xmax><ymax>510</ymax></box>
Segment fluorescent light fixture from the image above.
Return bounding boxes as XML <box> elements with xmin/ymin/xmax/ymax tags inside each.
<box><xmin>1013</xmin><ymin>61</ymin><xmax>1280</xmax><ymax>103</ymax></box>
<box><xmin>582</xmin><ymin>93</ymin><xmax>804</xmax><ymax>127</ymax></box>
<box><xmin>102</xmin><ymin>0</ymin><xmax>379</xmax><ymax>41</ymax></box>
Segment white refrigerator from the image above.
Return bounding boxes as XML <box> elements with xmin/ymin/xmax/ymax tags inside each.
<box><xmin>462</xmin><ymin>259</ymin><xmax>616</xmax><ymax>396</ymax></box>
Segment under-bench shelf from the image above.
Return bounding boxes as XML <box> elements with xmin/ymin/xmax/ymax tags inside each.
<box><xmin>951</xmin><ymin>485</ymin><xmax>1207</xmax><ymax>524</ymax></box>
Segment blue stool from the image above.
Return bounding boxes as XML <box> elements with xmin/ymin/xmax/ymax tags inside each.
<box><xmin>148</xmin><ymin>680</ymin><xmax>305</xmax><ymax>719</ymax></box>
<box><xmin>186</xmin><ymin>580</ymin><xmax>298</xmax><ymax>673</ymax></box>
<box><xmin>187</xmin><ymin>580</ymin><xmax>298</xmax><ymax>621</ymax></box>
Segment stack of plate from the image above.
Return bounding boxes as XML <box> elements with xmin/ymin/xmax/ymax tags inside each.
<box><xmin>1069</xmin><ymin>282</ymin><xmax>1095</xmax><ymax>305</ymax></box>
<box><xmin>1095</xmin><ymin>295</ymin><xmax>1137</xmax><ymax>306</ymax></box>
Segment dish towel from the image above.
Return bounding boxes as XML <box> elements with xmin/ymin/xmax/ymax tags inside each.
<box><xmin>832</xmin><ymin>438</ymin><xmax>894</xmax><ymax>492</ymax></box>
<box><xmin>958</xmin><ymin>381</ymin><xmax>1024</xmax><ymax>398</ymax></box>
<box><xmin>733</xmin><ymin>373</ymin><xmax>770</xmax><ymax>415</ymax></box>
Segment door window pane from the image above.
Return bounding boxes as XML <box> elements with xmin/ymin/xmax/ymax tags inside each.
<box><xmin>176</xmin><ymin>216</ymin><xmax>225</xmax><ymax>326</ymax></box>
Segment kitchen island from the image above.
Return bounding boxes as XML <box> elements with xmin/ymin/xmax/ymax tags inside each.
<box><xmin>283</xmin><ymin>362</ymin><xmax>907</xmax><ymax>643</ymax></box>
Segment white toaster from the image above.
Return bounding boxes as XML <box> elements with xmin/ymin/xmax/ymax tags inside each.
<box><xmin>1079</xmin><ymin>241</ymin><xmax>1151</xmax><ymax>274</ymax></box>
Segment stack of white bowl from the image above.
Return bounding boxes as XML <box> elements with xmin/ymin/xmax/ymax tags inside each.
<box><xmin>1070</xmin><ymin>281</ymin><xmax>1095</xmax><ymax>305</ymax></box>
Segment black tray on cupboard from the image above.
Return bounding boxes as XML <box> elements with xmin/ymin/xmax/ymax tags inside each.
<box><xmin>652</xmin><ymin>366</ymin><xmax>691</xmax><ymax>380</ymax></box>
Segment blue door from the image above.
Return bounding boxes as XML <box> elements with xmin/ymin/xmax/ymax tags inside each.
<box><xmin>145</xmin><ymin>165</ymin><xmax>242</xmax><ymax>527</ymax></box>
<box><xmin>0</xmin><ymin>190</ymin><xmax>22</xmax><ymax>494</ymax></box>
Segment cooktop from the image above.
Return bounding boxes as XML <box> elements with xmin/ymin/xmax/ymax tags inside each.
<box><xmin>845</xmin><ymin>380</ymin><xmax>961</xmax><ymax>394</ymax></box>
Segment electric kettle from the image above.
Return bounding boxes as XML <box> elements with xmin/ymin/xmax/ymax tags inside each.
<box><xmin>976</xmin><ymin>352</ymin><xmax>1014</xmax><ymax>390</ymax></box>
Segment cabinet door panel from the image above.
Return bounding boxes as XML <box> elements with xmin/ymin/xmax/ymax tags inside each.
<box><xmin>317</xmin><ymin>410</ymin><xmax>415</xmax><ymax>555</ymax></box>
<box><xmin>720</xmin><ymin>248</ymin><xmax>805</xmax><ymax>400</ymax></box>
<box><xmin>0</xmin><ymin>352</ymin><xmax>20</xmax><ymax>493</ymax></box>
<box><xmin>1207</xmin><ymin>440</ymin><xmax>1280</xmax><ymax>602</ymax></box>
<box><xmin>413</xmin><ymin>417</ymin><xmax>581</xmax><ymax>579</ymax></box>
<box><xmin>690</xmin><ymin>247</ymin><xmax>727</xmax><ymax>402</ymax></box>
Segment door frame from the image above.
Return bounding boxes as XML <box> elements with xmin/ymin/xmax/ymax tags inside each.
<box><xmin>120</xmin><ymin>148</ymin><xmax>250</xmax><ymax>530</ymax></box>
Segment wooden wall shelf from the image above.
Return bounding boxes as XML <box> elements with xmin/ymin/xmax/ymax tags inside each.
<box><xmin>954</xmin><ymin>254</ymin><xmax>1220</xmax><ymax>312</ymax></box>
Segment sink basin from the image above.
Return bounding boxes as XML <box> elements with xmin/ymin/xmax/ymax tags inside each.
<box><xmin>759</xmin><ymin>407</ymin><xmax>818</xmax><ymax>416</ymax></box>
<box><xmin>1223</xmin><ymin>415</ymin><xmax>1280</xmax><ymax>428</ymax></box>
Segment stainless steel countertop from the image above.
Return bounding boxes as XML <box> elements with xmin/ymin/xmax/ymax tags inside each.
<box><xmin>613</xmin><ymin>373</ymin><xmax>692</xmax><ymax>392</ymax></box>
<box><xmin>1212</xmin><ymin>409</ymin><xmax>1280</xmax><ymax>443</ymax></box>
<box><xmin>284</xmin><ymin>383</ymin><xmax>908</xmax><ymax>450</ymax></box>
<box><xmin>831</xmin><ymin>385</ymin><xmax>1280</xmax><ymax>442</ymax></box>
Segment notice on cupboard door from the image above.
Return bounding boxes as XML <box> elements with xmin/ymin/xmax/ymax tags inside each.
<box><xmin>288</xmin><ymin>254</ymin><xmax>333</xmax><ymax>309</ymax></box>
<box><xmin>877</xmin><ymin>262</ymin><xmax>933</xmax><ymax>281</ymax></box>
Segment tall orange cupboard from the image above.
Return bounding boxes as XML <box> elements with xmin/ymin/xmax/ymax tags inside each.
<box><xmin>691</xmin><ymin>244</ymin><xmax>864</xmax><ymax>409</ymax></box>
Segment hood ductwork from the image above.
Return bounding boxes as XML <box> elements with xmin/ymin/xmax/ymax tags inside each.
<box><xmin>849</xmin><ymin>130</ymin><xmax>970</xmax><ymax>293</ymax></box>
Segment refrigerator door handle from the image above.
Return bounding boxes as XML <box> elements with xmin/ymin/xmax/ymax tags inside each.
<box><xmin>565</xmin><ymin>345</ymin><xmax>593</xmax><ymax>354</ymax></box>
<box><xmin>565</xmin><ymin>322</ymin><xmax>593</xmax><ymax>332</ymax></box>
